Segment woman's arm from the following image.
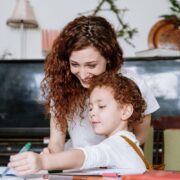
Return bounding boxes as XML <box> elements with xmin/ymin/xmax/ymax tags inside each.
<box><xmin>133</xmin><ymin>114</ymin><xmax>151</xmax><ymax>145</ymax></box>
<box><xmin>46</xmin><ymin>116</ymin><xmax>66</xmax><ymax>153</ymax></box>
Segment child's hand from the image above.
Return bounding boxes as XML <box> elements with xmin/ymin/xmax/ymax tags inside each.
<box><xmin>8</xmin><ymin>152</ymin><xmax>42</xmax><ymax>176</ymax></box>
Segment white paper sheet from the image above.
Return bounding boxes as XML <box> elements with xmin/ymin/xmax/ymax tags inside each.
<box><xmin>0</xmin><ymin>167</ymin><xmax>47</xmax><ymax>180</ymax></box>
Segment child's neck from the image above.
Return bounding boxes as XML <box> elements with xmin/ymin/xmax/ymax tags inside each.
<box><xmin>108</xmin><ymin>124</ymin><xmax>128</xmax><ymax>137</ymax></box>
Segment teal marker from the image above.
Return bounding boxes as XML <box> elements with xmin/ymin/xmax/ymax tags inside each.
<box><xmin>2</xmin><ymin>142</ymin><xmax>31</xmax><ymax>176</ymax></box>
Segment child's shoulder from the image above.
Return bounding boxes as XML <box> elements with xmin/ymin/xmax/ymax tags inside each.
<box><xmin>105</xmin><ymin>130</ymin><xmax>139</xmax><ymax>145</ymax></box>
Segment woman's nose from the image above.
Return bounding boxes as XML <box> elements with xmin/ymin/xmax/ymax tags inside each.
<box><xmin>79</xmin><ymin>68</ymin><xmax>88</xmax><ymax>79</ymax></box>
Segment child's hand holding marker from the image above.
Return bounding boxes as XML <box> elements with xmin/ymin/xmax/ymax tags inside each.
<box><xmin>2</xmin><ymin>142</ymin><xmax>31</xmax><ymax>177</ymax></box>
<box><xmin>7</xmin><ymin>142</ymin><xmax>42</xmax><ymax>176</ymax></box>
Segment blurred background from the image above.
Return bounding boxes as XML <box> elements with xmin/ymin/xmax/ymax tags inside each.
<box><xmin>0</xmin><ymin>0</ymin><xmax>171</xmax><ymax>58</ymax></box>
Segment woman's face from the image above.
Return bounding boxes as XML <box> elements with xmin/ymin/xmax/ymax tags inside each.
<box><xmin>69</xmin><ymin>46</ymin><xmax>107</xmax><ymax>88</ymax></box>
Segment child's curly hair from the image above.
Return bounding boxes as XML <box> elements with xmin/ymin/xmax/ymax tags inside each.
<box><xmin>89</xmin><ymin>72</ymin><xmax>147</xmax><ymax>125</ymax></box>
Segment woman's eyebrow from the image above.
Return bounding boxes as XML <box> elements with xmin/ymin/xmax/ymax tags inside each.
<box><xmin>69</xmin><ymin>59</ymin><xmax>78</xmax><ymax>63</ymax></box>
<box><xmin>70</xmin><ymin>59</ymin><xmax>97</xmax><ymax>63</ymax></box>
<box><xmin>85</xmin><ymin>61</ymin><xmax>97</xmax><ymax>64</ymax></box>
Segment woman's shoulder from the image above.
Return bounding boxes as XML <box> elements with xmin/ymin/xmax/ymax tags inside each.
<box><xmin>118</xmin><ymin>67</ymin><xmax>160</xmax><ymax>114</ymax></box>
<box><xmin>118</xmin><ymin>67</ymin><xmax>145</xmax><ymax>85</ymax></box>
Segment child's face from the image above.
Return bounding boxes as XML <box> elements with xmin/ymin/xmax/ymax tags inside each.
<box><xmin>89</xmin><ymin>86</ymin><xmax>128</xmax><ymax>137</ymax></box>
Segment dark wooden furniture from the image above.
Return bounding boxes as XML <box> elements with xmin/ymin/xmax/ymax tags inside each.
<box><xmin>0</xmin><ymin>60</ymin><xmax>49</xmax><ymax>165</ymax></box>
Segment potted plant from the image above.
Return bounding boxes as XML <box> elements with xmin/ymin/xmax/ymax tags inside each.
<box><xmin>148</xmin><ymin>0</ymin><xmax>180</xmax><ymax>50</ymax></box>
<box><xmin>160</xmin><ymin>0</ymin><xmax>180</xmax><ymax>28</ymax></box>
<box><xmin>79</xmin><ymin>0</ymin><xmax>138</xmax><ymax>47</ymax></box>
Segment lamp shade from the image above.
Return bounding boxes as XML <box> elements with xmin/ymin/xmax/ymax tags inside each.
<box><xmin>6</xmin><ymin>0</ymin><xmax>38</xmax><ymax>28</ymax></box>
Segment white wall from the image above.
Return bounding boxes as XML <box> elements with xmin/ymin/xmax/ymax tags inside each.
<box><xmin>0</xmin><ymin>0</ymin><xmax>170</xmax><ymax>59</ymax></box>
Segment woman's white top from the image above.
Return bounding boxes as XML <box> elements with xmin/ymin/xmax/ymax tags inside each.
<box><xmin>65</xmin><ymin>68</ymin><xmax>160</xmax><ymax>149</ymax></box>
<box><xmin>120</xmin><ymin>67</ymin><xmax>159</xmax><ymax>114</ymax></box>
<box><xmin>76</xmin><ymin>130</ymin><xmax>147</xmax><ymax>175</ymax></box>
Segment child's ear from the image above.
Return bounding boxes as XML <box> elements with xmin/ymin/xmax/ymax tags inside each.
<box><xmin>121</xmin><ymin>104</ymin><xmax>133</xmax><ymax>121</ymax></box>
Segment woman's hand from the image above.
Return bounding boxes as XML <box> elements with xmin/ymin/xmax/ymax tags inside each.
<box><xmin>41</xmin><ymin>147</ymin><xmax>51</xmax><ymax>155</ymax></box>
<box><xmin>41</xmin><ymin>142</ymin><xmax>63</xmax><ymax>155</ymax></box>
<box><xmin>8</xmin><ymin>152</ymin><xmax>43</xmax><ymax>176</ymax></box>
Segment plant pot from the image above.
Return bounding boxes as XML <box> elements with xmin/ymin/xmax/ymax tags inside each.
<box><xmin>148</xmin><ymin>19</ymin><xmax>180</xmax><ymax>50</ymax></box>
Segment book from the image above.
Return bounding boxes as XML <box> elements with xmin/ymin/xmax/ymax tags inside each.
<box><xmin>121</xmin><ymin>170</ymin><xmax>180</xmax><ymax>180</ymax></box>
<box><xmin>135</xmin><ymin>48</ymin><xmax>180</xmax><ymax>57</ymax></box>
<box><xmin>0</xmin><ymin>167</ymin><xmax>47</xmax><ymax>180</ymax></box>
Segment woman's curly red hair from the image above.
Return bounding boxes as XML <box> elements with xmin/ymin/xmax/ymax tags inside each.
<box><xmin>89</xmin><ymin>72</ymin><xmax>147</xmax><ymax>125</ymax></box>
<box><xmin>41</xmin><ymin>16</ymin><xmax>124</xmax><ymax>133</ymax></box>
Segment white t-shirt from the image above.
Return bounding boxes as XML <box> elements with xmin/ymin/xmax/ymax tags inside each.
<box><xmin>120</xmin><ymin>67</ymin><xmax>160</xmax><ymax>114</ymax></box>
<box><xmin>76</xmin><ymin>130</ymin><xmax>147</xmax><ymax>175</ymax></box>
<box><xmin>65</xmin><ymin>68</ymin><xmax>160</xmax><ymax>149</ymax></box>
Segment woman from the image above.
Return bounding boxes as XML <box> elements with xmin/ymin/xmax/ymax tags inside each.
<box><xmin>41</xmin><ymin>15</ymin><xmax>159</xmax><ymax>153</ymax></box>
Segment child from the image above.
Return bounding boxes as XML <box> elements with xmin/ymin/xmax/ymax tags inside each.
<box><xmin>8</xmin><ymin>72</ymin><xmax>147</xmax><ymax>176</ymax></box>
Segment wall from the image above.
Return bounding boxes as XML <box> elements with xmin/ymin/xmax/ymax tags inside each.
<box><xmin>0</xmin><ymin>0</ymin><xmax>170</xmax><ymax>59</ymax></box>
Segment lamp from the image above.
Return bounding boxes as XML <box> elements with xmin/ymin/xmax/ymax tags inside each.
<box><xmin>6</xmin><ymin>0</ymin><xmax>39</xmax><ymax>58</ymax></box>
